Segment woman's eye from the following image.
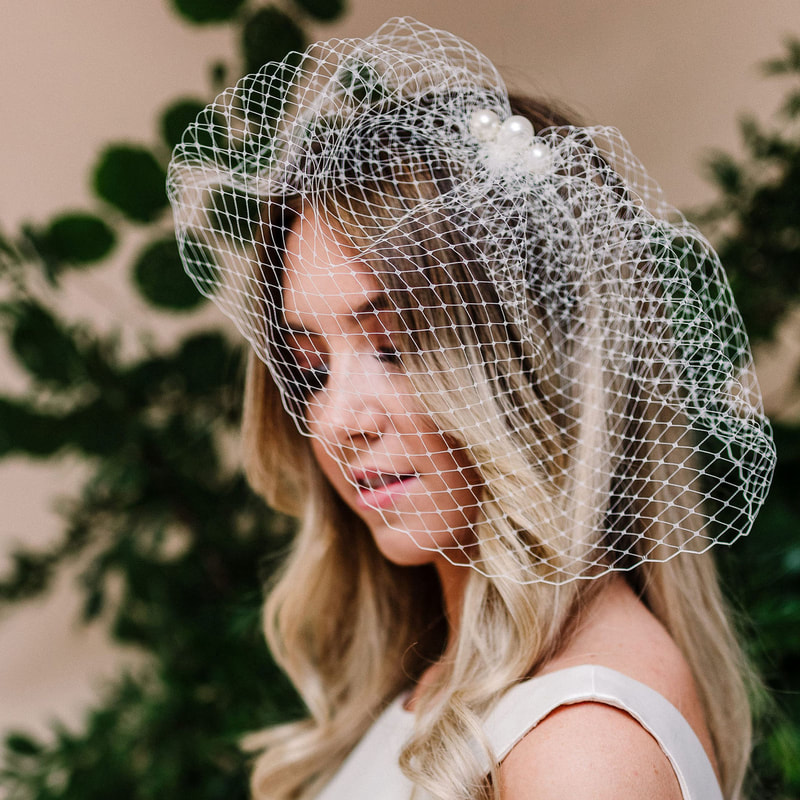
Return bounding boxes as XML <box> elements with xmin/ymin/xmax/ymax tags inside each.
<box><xmin>371</xmin><ymin>328</ymin><xmax>402</xmax><ymax>366</ymax></box>
<box><xmin>296</xmin><ymin>352</ymin><xmax>329</xmax><ymax>394</ymax></box>
<box><xmin>283</xmin><ymin>335</ymin><xmax>329</xmax><ymax>395</ymax></box>
<box><xmin>298</xmin><ymin>364</ymin><xmax>329</xmax><ymax>395</ymax></box>
<box><xmin>376</xmin><ymin>344</ymin><xmax>402</xmax><ymax>365</ymax></box>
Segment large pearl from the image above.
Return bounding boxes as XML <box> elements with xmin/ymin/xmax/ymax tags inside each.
<box><xmin>469</xmin><ymin>108</ymin><xmax>501</xmax><ymax>142</ymax></box>
<box><xmin>496</xmin><ymin>115</ymin><xmax>534</xmax><ymax>148</ymax></box>
<box><xmin>528</xmin><ymin>142</ymin><xmax>552</xmax><ymax>173</ymax></box>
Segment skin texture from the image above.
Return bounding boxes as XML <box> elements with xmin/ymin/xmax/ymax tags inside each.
<box><xmin>281</xmin><ymin>210</ymin><xmax>717</xmax><ymax>799</ymax></box>
<box><xmin>281</xmin><ymin>210</ymin><xmax>480</xmax><ymax>607</ymax></box>
<box><xmin>498</xmin><ymin>578</ymin><xmax>719</xmax><ymax>799</ymax></box>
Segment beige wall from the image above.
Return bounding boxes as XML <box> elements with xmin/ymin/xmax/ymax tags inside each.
<box><xmin>1</xmin><ymin>0</ymin><xmax>798</xmax><ymax>743</ymax></box>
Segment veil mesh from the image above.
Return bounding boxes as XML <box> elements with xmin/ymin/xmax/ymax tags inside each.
<box><xmin>167</xmin><ymin>17</ymin><xmax>775</xmax><ymax>584</ymax></box>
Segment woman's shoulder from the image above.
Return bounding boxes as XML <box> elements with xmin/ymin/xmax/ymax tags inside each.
<box><xmin>497</xmin><ymin>578</ymin><xmax>717</xmax><ymax>800</ymax></box>
<box><xmin>499</xmin><ymin>699</ymin><xmax>683</xmax><ymax>799</ymax></box>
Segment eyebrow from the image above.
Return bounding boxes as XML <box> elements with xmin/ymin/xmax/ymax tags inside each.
<box><xmin>283</xmin><ymin>293</ymin><xmax>393</xmax><ymax>335</ymax></box>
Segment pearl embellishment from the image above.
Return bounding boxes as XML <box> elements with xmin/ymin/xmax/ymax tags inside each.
<box><xmin>468</xmin><ymin>108</ymin><xmax>552</xmax><ymax>177</ymax></box>
<box><xmin>527</xmin><ymin>143</ymin><xmax>552</xmax><ymax>173</ymax></box>
<box><xmin>469</xmin><ymin>109</ymin><xmax>501</xmax><ymax>142</ymax></box>
<box><xmin>496</xmin><ymin>115</ymin><xmax>534</xmax><ymax>147</ymax></box>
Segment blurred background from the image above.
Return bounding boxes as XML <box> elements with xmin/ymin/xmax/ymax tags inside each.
<box><xmin>1</xmin><ymin>0</ymin><xmax>799</xmax><ymax>797</ymax></box>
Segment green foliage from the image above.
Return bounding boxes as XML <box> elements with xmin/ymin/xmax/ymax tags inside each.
<box><xmin>44</xmin><ymin>213</ymin><xmax>116</xmax><ymax>266</ymax></box>
<box><xmin>293</xmin><ymin>0</ymin><xmax>345</xmax><ymax>22</ymax></box>
<box><xmin>700</xmin><ymin>38</ymin><xmax>800</xmax><ymax>344</ymax></box>
<box><xmin>241</xmin><ymin>7</ymin><xmax>305</xmax><ymax>74</ymax></box>
<box><xmin>18</xmin><ymin>213</ymin><xmax>116</xmax><ymax>284</ymax></box>
<box><xmin>132</xmin><ymin>237</ymin><xmax>207</xmax><ymax>310</ymax></box>
<box><xmin>703</xmin><ymin>37</ymin><xmax>800</xmax><ymax>798</ymax></box>
<box><xmin>171</xmin><ymin>0</ymin><xmax>247</xmax><ymax>24</ymax></box>
<box><xmin>763</xmin><ymin>37</ymin><xmax>800</xmax><ymax>76</ymax></box>
<box><xmin>0</xmin><ymin>397</ymin><xmax>70</xmax><ymax>457</ymax></box>
<box><xmin>0</xmin><ymin>256</ymin><xmax>303</xmax><ymax>793</ymax></box>
<box><xmin>8</xmin><ymin>302</ymin><xmax>86</xmax><ymax>386</ymax></box>
<box><xmin>161</xmin><ymin>99</ymin><xmax>207</xmax><ymax>148</ymax></box>
<box><xmin>337</xmin><ymin>59</ymin><xmax>392</xmax><ymax>104</ymax></box>
<box><xmin>0</xmin><ymin>1</ymin><xmax>345</xmax><ymax>795</ymax></box>
<box><xmin>93</xmin><ymin>146</ymin><xmax>169</xmax><ymax>223</ymax></box>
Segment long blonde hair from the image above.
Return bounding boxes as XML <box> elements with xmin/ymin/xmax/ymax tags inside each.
<box><xmin>241</xmin><ymin>96</ymin><xmax>756</xmax><ymax>800</ymax></box>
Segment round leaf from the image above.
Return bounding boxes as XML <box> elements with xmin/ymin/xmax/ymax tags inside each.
<box><xmin>93</xmin><ymin>146</ymin><xmax>168</xmax><ymax>223</ymax></box>
<box><xmin>161</xmin><ymin>99</ymin><xmax>206</xmax><ymax>149</ymax></box>
<box><xmin>44</xmin><ymin>212</ymin><xmax>116</xmax><ymax>266</ymax></box>
<box><xmin>178</xmin><ymin>332</ymin><xmax>239</xmax><ymax>393</ymax></box>
<box><xmin>69</xmin><ymin>399</ymin><xmax>128</xmax><ymax>456</ymax></box>
<box><xmin>10</xmin><ymin>302</ymin><xmax>84</xmax><ymax>386</ymax></box>
<box><xmin>0</xmin><ymin>398</ymin><xmax>67</xmax><ymax>457</ymax></box>
<box><xmin>132</xmin><ymin>238</ymin><xmax>206</xmax><ymax>311</ymax></box>
<box><xmin>242</xmin><ymin>8</ymin><xmax>305</xmax><ymax>74</ymax></box>
<box><xmin>292</xmin><ymin>0</ymin><xmax>345</xmax><ymax>22</ymax></box>
<box><xmin>4</xmin><ymin>733</ymin><xmax>41</xmax><ymax>757</ymax></box>
<box><xmin>171</xmin><ymin>0</ymin><xmax>246</xmax><ymax>23</ymax></box>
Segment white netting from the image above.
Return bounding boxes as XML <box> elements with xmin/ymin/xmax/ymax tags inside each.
<box><xmin>167</xmin><ymin>17</ymin><xmax>775</xmax><ymax>584</ymax></box>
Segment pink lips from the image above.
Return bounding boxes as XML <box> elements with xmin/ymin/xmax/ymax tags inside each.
<box><xmin>352</xmin><ymin>470</ymin><xmax>420</xmax><ymax>509</ymax></box>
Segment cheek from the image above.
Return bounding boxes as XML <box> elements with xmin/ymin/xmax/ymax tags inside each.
<box><xmin>309</xmin><ymin>436</ymin><xmax>361</xmax><ymax>510</ymax></box>
<box><xmin>431</xmin><ymin>436</ymin><xmax>483</xmax><ymax>513</ymax></box>
<box><xmin>310</xmin><ymin>437</ymin><xmax>339</xmax><ymax>484</ymax></box>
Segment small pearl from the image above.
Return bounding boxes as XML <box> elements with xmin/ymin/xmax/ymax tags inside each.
<box><xmin>496</xmin><ymin>115</ymin><xmax>534</xmax><ymax>148</ymax></box>
<box><xmin>528</xmin><ymin>142</ymin><xmax>552</xmax><ymax>173</ymax></box>
<box><xmin>469</xmin><ymin>108</ymin><xmax>501</xmax><ymax>142</ymax></box>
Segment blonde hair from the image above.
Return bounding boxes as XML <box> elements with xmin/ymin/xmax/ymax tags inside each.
<box><xmin>241</xmin><ymin>96</ymin><xmax>757</xmax><ymax>800</ymax></box>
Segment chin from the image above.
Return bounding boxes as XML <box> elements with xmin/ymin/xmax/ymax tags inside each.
<box><xmin>367</xmin><ymin>519</ymin><xmax>474</xmax><ymax>572</ymax></box>
<box><xmin>370</xmin><ymin>527</ymin><xmax>439</xmax><ymax>567</ymax></box>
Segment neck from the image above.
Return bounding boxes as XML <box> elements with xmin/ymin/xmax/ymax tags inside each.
<box><xmin>403</xmin><ymin>560</ymin><xmax>469</xmax><ymax>711</ymax></box>
<box><xmin>436</xmin><ymin>557</ymin><xmax>472</xmax><ymax>655</ymax></box>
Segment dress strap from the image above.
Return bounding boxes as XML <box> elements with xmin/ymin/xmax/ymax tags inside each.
<box><xmin>481</xmin><ymin>664</ymin><xmax>723</xmax><ymax>800</ymax></box>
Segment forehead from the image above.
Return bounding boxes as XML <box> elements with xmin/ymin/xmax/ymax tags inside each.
<box><xmin>282</xmin><ymin>210</ymin><xmax>380</xmax><ymax>330</ymax></box>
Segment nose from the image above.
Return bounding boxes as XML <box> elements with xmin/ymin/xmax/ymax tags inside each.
<box><xmin>307</xmin><ymin>353</ymin><xmax>388</xmax><ymax>447</ymax></box>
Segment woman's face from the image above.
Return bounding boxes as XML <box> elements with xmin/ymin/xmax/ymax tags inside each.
<box><xmin>280</xmin><ymin>210</ymin><xmax>482</xmax><ymax>569</ymax></box>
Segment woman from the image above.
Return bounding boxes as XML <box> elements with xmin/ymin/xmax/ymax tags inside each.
<box><xmin>167</xmin><ymin>18</ymin><xmax>775</xmax><ymax>800</ymax></box>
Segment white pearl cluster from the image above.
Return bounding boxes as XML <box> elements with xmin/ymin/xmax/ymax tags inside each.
<box><xmin>468</xmin><ymin>108</ymin><xmax>552</xmax><ymax>176</ymax></box>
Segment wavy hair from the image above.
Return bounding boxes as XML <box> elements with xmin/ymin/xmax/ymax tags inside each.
<box><xmin>240</xmin><ymin>96</ymin><xmax>756</xmax><ymax>800</ymax></box>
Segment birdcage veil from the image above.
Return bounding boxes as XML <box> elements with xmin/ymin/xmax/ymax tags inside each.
<box><xmin>167</xmin><ymin>17</ymin><xmax>775</xmax><ymax>584</ymax></box>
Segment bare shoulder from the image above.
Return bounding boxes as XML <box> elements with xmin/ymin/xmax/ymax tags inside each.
<box><xmin>537</xmin><ymin>577</ymin><xmax>717</xmax><ymax>768</ymax></box>
<box><xmin>496</xmin><ymin>577</ymin><xmax>717</xmax><ymax>799</ymax></box>
<box><xmin>498</xmin><ymin>701</ymin><xmax>683</xmax><ymax>800</ymax></box>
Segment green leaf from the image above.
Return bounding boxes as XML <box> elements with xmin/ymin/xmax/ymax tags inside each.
<box><xmin>43</xmin><ymin>213</ymin><xmax>116</xmax><ymax>266</ymax></box>
<box><xmin>4</xmin><ymin>733</ymin><xmax>42</xmax><ymax>757</ymax></box>
<box><xmin>208</xmin><ymin>186</ymin><xmax>261</xmax><ymax>240</ymax></box>
<box><xmin>93</xmin><ymin>146</ymin><xmax>168</xmax><ymax>223</ymax></box>
<box><xmin>180</xmin><ymin>233</ymin><xmax>222</xmax><ymax>296</ymax></box>
<box><xmin>333</xmin><ymin>58</ymin><xmax>392</xmax><ymax>105</ymax></box>
<box><xmin>9</xmin><ymin>302</ymin><xmax>84</xmax><ymax>386</ymax></box>
<box><xmin>132</xmin><ymin>237</ymin><xmax>206</xmax><ymax>311</ymax></box>
<box><xmin>171</xmin><ymin>0</ymin><xmax>246</xmax><ymax>24</ymax></box>
<box><xmin>705</xmin><ymin>151</ymin><xmax>742</xmax><ymax>196</ymax></box>
<box><xmin>780</xmin><ymin>89</ymin><xmax>800</xmax><ymax>120</ymax></box>
<box><xmin>0</xmin><ymin>398</ymin><xmax>68</xmax><ymax>457</ymax></box>
<box><xmin>292</xmin><ymin>0</ymin><xmax>345</xmax><ymax>22</ymax></box>
<box><xmin>762</xmin><ymin>38</ymin><xmax>800</xmax><ymax>75</ymax></box>
<box><xmin>241</xmin><ymin>7</ymin><xmax>305</xmax><ymax>74</ymax></box>
<box><xmin>68</xmin><ymin>399</ymin><xmax>128</xmax><ymax>456</ymax></box>
<box><xmin>161</xmin><ymin>99</ymin><xmax>207</xmax><ymax>149</ymax></box>
<box><xmin>177</xmin><ymin>332</ymin><xmax>240</xmax><ymax>393</ymax></box>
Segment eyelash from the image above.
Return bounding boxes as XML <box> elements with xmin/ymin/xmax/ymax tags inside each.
<box><xmin>375</xmin><ymin>344</ymin><xmax>402</xmax><ymax>365</ymax></box>
<box><xmin>293</xmin><ymin>342</ymin><xmax>402</xmax><ymax>395</ymax></box>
